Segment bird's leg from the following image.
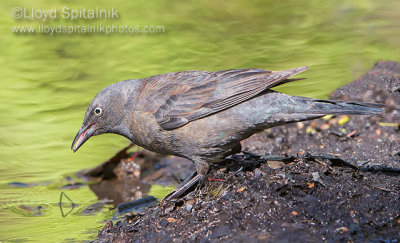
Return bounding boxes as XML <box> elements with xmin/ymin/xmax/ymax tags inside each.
<box><xmin>193</xmin><ymin>160</ymin><xmax>208</xmax><ymax>194</ymax></box>
<box><xmin>162</xmin><ymin>160</ymin><xmax>209</xmax><ymax>202</ymax></box>
<box><xmin>162</xmin><ymin>174</ymin><xmax>202</xmax><ymax>202</ymax></box>
<box><xmin>195</xmin><ymin>160</ymin><xmax>209</xmax><ymax>175</ymax></box>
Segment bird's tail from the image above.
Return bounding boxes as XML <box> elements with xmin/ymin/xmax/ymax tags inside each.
<box><xmin>240</xmin><ymin>93</ymin><xmax>384</xmax><ymax>130</ymax></box>
<box><xmin>304</xmin><ymin>99</ymin><xmax>384</xmax><ymax>116</ymax></box>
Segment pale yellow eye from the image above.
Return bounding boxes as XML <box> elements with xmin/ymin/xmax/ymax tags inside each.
<box><xmin>94</xmin><ymin>107</ymin><xmax>102</xmax><ymax>115</ymax></box>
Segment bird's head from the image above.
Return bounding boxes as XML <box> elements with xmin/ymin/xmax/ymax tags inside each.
<box><xmin>71</xmin><ymin>82</ymin><xmax>131</xmax><ymax>152</ymax></box>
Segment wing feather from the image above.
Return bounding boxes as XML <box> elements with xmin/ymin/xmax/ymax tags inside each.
<box><xmin>140</xmin><ymin>67</ymin><xmax>308</xmax><ymax>130</ymax></box>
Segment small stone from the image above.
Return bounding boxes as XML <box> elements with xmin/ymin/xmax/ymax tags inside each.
<box><xmin>322</xmin><ymin>115</ymin><xmax>334</xmax><ymax>120</ymax></box>
<box><xmin>237</xmin><ymin>187</ymin><xmax>246</xmax><ymax>192</ymax></box>
<box><xmin>338</xmin><ymin>115</ymin><xmax>350</xmax><ymax>125</ymax></box>
<box><xmin>160</xmin><ymin>219</ymin><xmax>169</xmax><ymax>227</ymax></box>
<box><xmin>267</xmin><ymin>161</ymin><xmax>284</xmax><ymax>170</ymax></box>
<box><xmin>184</xmin><ymin>200</ymin><xmax>195</xmax><ymax>212</ymax></box>
<box><xmin>335</xmin><ymin>226</ymin><xmax>349</xmax><ymax>233</ymax></box>
<box><xmin>254</xmin><ymin>168</ymin><xmax>262</xmax><ymax>178</ymax></box>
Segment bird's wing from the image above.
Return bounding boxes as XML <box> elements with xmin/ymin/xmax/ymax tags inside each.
<box><xmin>139</xmin><ymin>67</ymin><xmax>308</xmax><ymax>130</ymax></box>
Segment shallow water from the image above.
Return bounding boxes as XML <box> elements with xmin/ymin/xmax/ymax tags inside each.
<box><xmin>1</xmin><ymin>0</ymin><xmax>400</xmax><ymax>241</ymax></box>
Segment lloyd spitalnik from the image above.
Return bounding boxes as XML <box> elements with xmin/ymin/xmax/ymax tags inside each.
<box><xmin>19</xmin><ymin>7</ymin><xmax>119</xmax><ymax>21</ymax></box>
<box><xmin>62</xmin><ymin>7</ymin><xmax>119</xmax><ymax>20</ymax></box>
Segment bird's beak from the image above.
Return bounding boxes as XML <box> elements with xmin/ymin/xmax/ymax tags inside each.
<box><xmin>71</xmin><ymin>123</ymin><xmax>96</xmax><ymax>152</ymax></box>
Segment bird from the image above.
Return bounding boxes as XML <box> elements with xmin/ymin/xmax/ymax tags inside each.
<box><xmin>71</xmin><ymin>66</ymin><xmax>383</xmax><ymax>199</ymax></box>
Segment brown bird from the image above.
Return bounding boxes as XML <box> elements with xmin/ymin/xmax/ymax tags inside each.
<box><xmin>72</xmin><ymin>67</ymin><xmax>383</xmax><ymax>198</ymax></box>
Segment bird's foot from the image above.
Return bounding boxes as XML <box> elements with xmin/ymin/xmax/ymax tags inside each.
<box><xmin>162</xmin><ymin>160</ymin><xmax>211</xmax><ymax>202</ymax></box>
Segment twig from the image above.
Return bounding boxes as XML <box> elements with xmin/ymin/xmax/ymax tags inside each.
<box><xmin>366</xmin><ymin>184</ymin><xmax>399</xmax><ymax>195</ymax></box>
<box><xmin>59</xmin><ymin>192</ymin><xmax>77</xmax><ymax>217</ymax></box>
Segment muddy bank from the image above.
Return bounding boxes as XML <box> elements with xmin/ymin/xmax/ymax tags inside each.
<box><xmin>95</xmin><ymin>61</ymin><xmax>400</xmax><ymax>242</ymax></box>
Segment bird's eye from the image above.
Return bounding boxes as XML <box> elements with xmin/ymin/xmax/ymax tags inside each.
<box><xmin>94</xmin><ymin>107</ymin><xmax>102</xmax><ymax>115</ymax></box>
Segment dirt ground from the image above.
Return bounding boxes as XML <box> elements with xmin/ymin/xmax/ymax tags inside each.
<box><xmin>95</xmin><ymin>61</ymin><xmax>400</xmax><ymax>242</ymax></box>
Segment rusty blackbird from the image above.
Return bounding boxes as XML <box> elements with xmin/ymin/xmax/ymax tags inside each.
<box><xmin>72</xmin><ymin>67</ymin><xmax>383</xmax><ymax>198</ymax></box>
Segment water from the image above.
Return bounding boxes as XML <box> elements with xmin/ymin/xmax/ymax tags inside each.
<box><xmin>1</xmin><ymin>0</ymin><xmax>400</xmax><ymax>241</ymax></box>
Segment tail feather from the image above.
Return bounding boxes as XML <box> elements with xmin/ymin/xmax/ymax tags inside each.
<box><xmin>307</xmin><ymin>99</ymin><xmax>384</xmax><ymax>115</ymax></box>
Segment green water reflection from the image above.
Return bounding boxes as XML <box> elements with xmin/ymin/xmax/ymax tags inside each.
<box><xmin>1</xmin><ymin>0</ymin><xmax>399</xmax><ymax>241</ymax></box>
